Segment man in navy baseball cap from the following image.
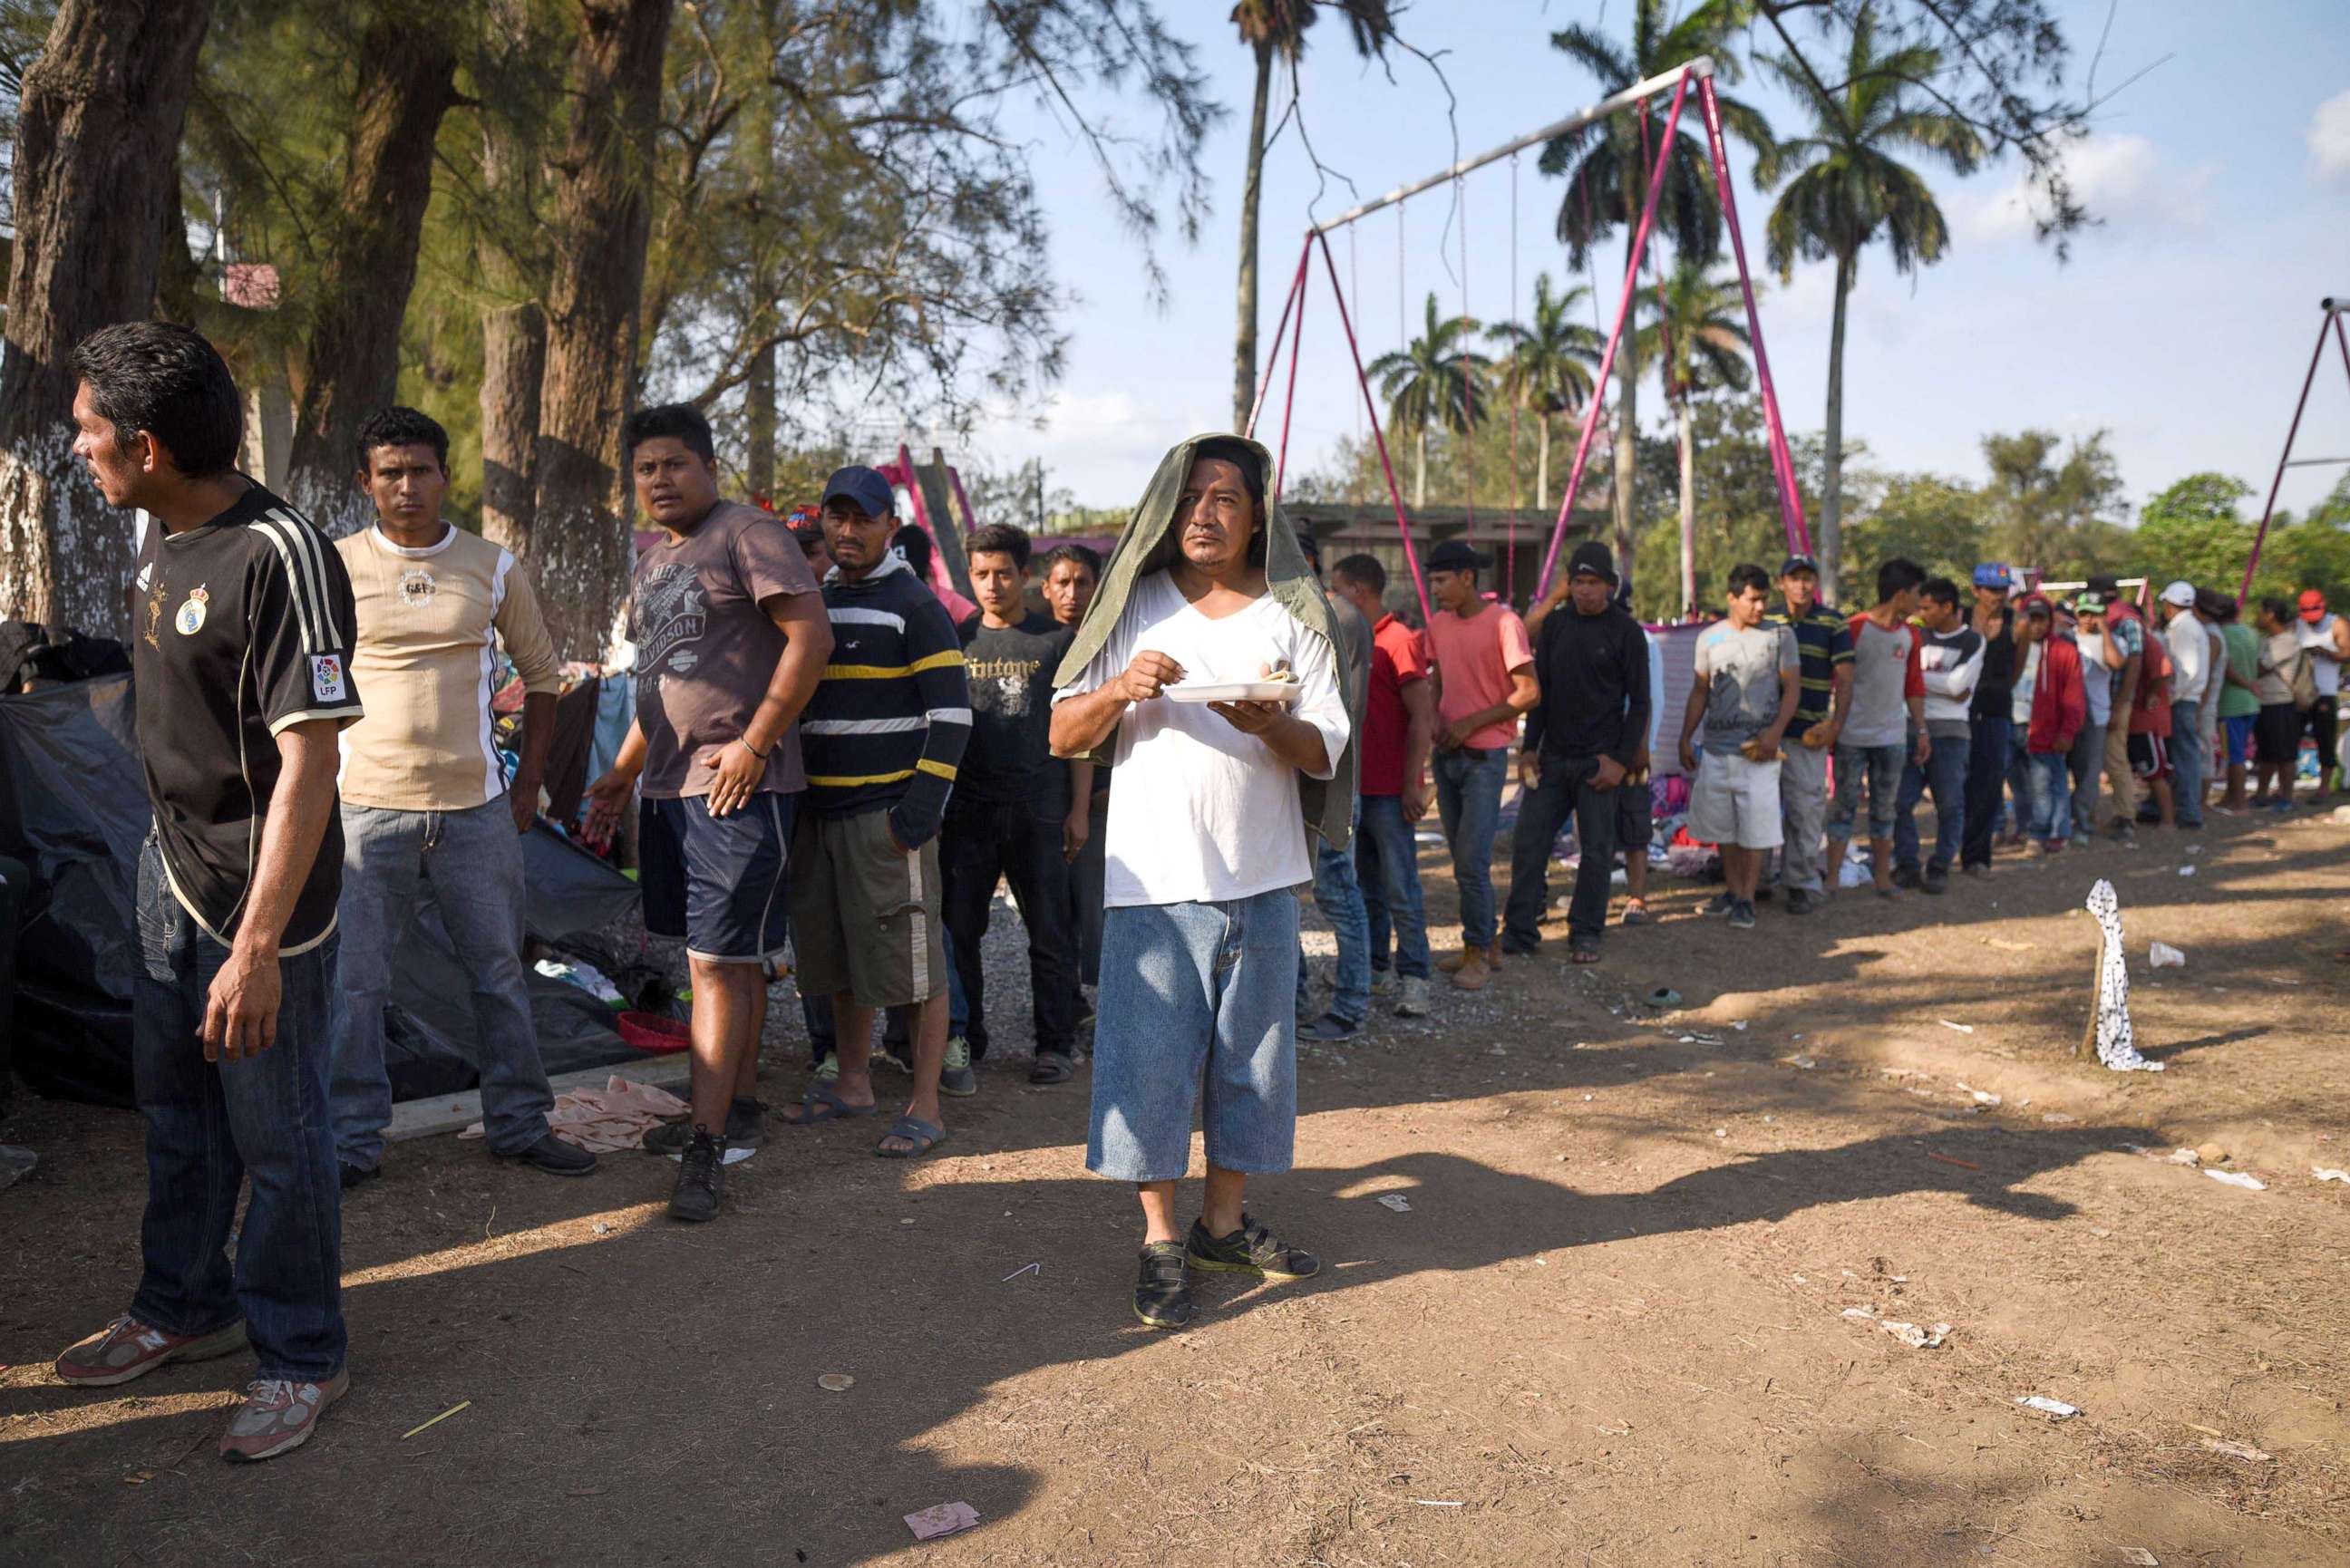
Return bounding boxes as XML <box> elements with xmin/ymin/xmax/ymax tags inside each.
<box><xmin>821</xmin><ymin>465</ymin><xmax>896</xmax><ymax>520</ymax></box>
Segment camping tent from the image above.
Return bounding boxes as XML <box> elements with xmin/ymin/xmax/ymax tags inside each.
<box><xmin>0</xmin><ymin>673</ymin><xmax>644</xmax><ymax>1108</ymax></box>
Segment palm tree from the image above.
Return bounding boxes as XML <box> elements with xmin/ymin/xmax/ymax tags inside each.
<box><xmin>1367</xmin><ymin>292</ymin><xmax>1489</xmax><ymax>510</ymax></box>
<box><xmin>1537</xmin><ymin>0</ymin><xmax>1771</xmax><ymax>586</ymax></box>
<box><xmin>1757</xmin><ymin>3</ymin><xmax>1984</xmax><ymax>605</ymax></box>
<box><xmin>1231</xmin><ymin>0</ymin><xmax>1395</xmax><ymax>431</ymax></box>
<box><xmin>1633</xmin><ymin>264</ymin><xmax>1752</xmax><ymax>615</ymax></box>
<box><xmin>1485</xmin><ymin>273</ymin><xmax>1603</xmax><ymax>514</ymax></box>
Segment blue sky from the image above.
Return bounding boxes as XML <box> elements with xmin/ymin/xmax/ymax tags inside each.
<box><xmin>949</xmin><ymin>0</ymin><xmax>2350</xmax><ymax>523</ymax></box>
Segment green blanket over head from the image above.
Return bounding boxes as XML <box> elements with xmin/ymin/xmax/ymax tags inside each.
<box><xmin>1051</xmin><ymin>431</ymin><xmax>1356</xmax><ymax>852</ymax></box>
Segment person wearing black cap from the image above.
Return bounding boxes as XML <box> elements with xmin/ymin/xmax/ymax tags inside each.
<box><xmin>1764</xmin><ymin>552</ymin><xmax>1851</xmax><ymax>914</ymax></box>
<box><xmin>584</xmin><ymin>403</ymin><xmax>834</xmax><ymax>1223</ymax></box>
<box><xmin>1422</xmin><ymin>537</ymin><xmax>1537</xmax><ymax>990</ymax></box>
<box><xmin>1500</xmin><ymin>540</ymin><xmax>1650</xmax><ymax>963</ymax></box>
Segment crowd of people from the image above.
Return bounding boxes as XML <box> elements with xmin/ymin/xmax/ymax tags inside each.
<box><xmin>40</xmin><ymin>321</ymin><xmax>2344</xmax><ymax>1462</ymax></box>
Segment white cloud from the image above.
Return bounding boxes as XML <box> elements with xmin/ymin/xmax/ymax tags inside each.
<box><xmin>2311</xmin><ymin>89</ymin><xmax>2350</xmax><ymax>180</ymax></box>
<box><xmin>1949</xmin><ymin>133</ymin><xmax>2211</xmax><ymax>247</ymax></box>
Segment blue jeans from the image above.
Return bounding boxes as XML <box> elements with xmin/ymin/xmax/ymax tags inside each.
<box><xmin>2170</xmin><ymin>700</ymin><xmax>2205</xmax><ymax>826</ymax></box>
<box><xmin>332</xmin><ymin>799</ymin><xmax>555</xmax><ymax>1169</ymax></box>
<box><xmin>1432</xmin><ymin>747</ymin><xmax>1509</xmax><ymax>948</ymax></box>
<box><xmin>2027</xmin><ymin>750</ymin><xmax>2073</xmax><ymax>842</ymax></box>
<box><xmin>2067</xmin><ymin>722</ymin><xmax>2102</xmax><ymax>837</ymax></box>
<box><xmin>1895</xmin><ymin>732</ymin><xmax>1970</xmax><ymax>873</ymax></box>
<box><xmin>1503</xmin><ymin>754</ymin><xmax>1617</xmax><ymax>944</ymax></box>
<box><xmin>132</xmin><ymin>839</ymin><xmax>345</xmax><ymax>1381</ymax></box>
<box><xmin>1959</xmin><ymin>711</ymin><xmax>2010</xmax><ymax>867</ymax></box>
<box><xmin>1088</xmin><ymin>891</ymin><xmax>1298</xmax><ymax>1183</ymax></box>
<box><xmin>1297</xmin><ymin>815</ymin><xmax>1370</xmax><ymax>1027</ymax></box>
<box><xmin>1355</xmin><ymin>794</ymin><xmax>1432</xmax><ymax>981</ymax></box>
<box><xmin>1826</xmin><ymin>741</ymin><xmax>1905</xmax><ymax>842</ymax></box>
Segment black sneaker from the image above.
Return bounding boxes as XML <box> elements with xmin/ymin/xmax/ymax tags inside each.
<box><xmin>1921</xmin><ymin>864</ymin><xmax>1949</xmax><ymax>895</ymax></box>
<box><xmin>668</xmin><ymin>1129</ymin><xmax>725</xmax><ymax>1224</ymax></box>
<box><xmin>339</xmin><ymin>1161</ymin><xmax>380</xmax><ymax>1192</ymax></box>
<box><xmin>1704</xmin><ymin>892</ymin><xmax>1735</xmax><ymax>916</ymax></box>
<box><xmin>1784</xmin><ymin>887</ymin><xmax>1819</xmax><ymax>916</ymax></box>
<box><xmin>498</xmin><ymin>1131</ymin><xmax>597</xmax><ymax>1177</ymax></box>
<box><xmin>645</xmin><ymin>1097</ymin><xmax>764</xmax><ymax>1155</ymax></box>
<box><xmin>1891</xmin><ymin>864</ymin><xmax>1922</xmax><ymax>890</ymax></box>
<box><xmin>1727</xmin><ymin>898</ymin><xmax>1758</xmax><ymax>930</ymax></box>
<box><xmin>1186</xmin><ymin>1215</ymin><xmax>1321</xmax><ymax>1282</ymax></box>
<box><xmin>1299</xmin><ymin>1012</ymin><xmax>1361</xmax><ymax>1042</ymax></box>
<box><xmin>1133</xmin><ymin>1241</ymin><xmax>1194</xmax><ymax>1330</ymax></box>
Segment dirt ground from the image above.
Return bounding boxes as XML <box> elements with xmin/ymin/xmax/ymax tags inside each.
<box><xmin>4</xmin><ymin>800</ymin><xmax>2346</xmax><ymax>1567</ymax></box>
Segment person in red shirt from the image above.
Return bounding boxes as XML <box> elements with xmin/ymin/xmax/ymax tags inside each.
<box><xmin>2017</xmin><ymin>594</ymin><xmax>2086</xmax><ymax>851</ymax></box>
<box><xmin>1329</xmin><ymin>555</ymin><xmax>1436</xmax><ymax>1019</ymax></box>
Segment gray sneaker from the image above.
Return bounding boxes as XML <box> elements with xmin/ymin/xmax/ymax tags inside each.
<box><xmin>940</xmin><ymin>1034</ymin><xmax>977</xmax><ymax>1098</ymax></box>
<box><xmin>1367</xmin><ymin>970</ymin><xmax>1397</xmax><ymax>998</ymax></box>
<box><xmin>1394</xmin><ymin>975</ymin><xmax>1433</xmax><ymax>1017</ymax></box>
<box><xmin>218</xmin><ymin>1370</ymin><xmax>349</xmax><ymax>1463</ymax></box>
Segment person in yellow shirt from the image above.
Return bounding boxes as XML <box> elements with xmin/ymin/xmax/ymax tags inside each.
<box><xmin>329</xmin><ymin>408</ymin><xmax>592</xmax><ymax>1186</ymax></box>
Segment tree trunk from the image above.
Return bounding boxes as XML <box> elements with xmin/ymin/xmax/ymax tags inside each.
<box><xmin>1676</xmin><ymin>395</ymin><xmax>1696</xmax><ymax>617</ymax></box>
<box><xmin>1610</xmin><ymin>228</ymin><xmax>1640</xmax><ymax>601</ymax></box>
<box><xmin>1821</xmin><ymin>248</ymin><xmax>1851</xmax><ymax>607</ymax></box>
<box><xmin>745</xmin><ymin>340</ymin><xmax>775</xmax><ymax>500</ymax></box>
<box><xmin>475</xmin><ymin>5</ymin><xmax>544</xmax><ymax>558</ymax></box>
<box><xmin>1536</xmin><ymin>412</ymin><xmax>1552</xmax><ymax>514</ymax></box>
<box><xmin>284</xmin><ymin>11</ymin><xmax>458</xmax><ymax>535</ymax></box>
<box><xmin>1413</xmin><ymin>425</ymin><xmax>1427</xmax><ymax>511</ymax></box>
<box><xmin>0</xmin><ymin>0</ymin><xmax>212</xmax><ymax>634</ymax></box>
<box><xmin>531</xmin><ymin>0</ymin><xmax>675</xmax><ymax>661</ymax></box>
<box><xmin>1231</xmin><ymin>39</ymin><xmax>1274</xmax><ymax>432</ymax></box>
<box><xmin>481</xmin><ymin>302</ymin><xmax>545</xmax><ymax>554</ymax></box>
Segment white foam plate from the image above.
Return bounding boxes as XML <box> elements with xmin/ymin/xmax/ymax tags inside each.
<box><xmin>1166</xmin><ymin>681</ymin><xmax>1303</xmax><ymax>706</ymax></box>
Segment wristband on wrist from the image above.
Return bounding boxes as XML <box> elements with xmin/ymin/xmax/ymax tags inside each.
<box><xmin>743</xmin><ymin>736</ymin><xmax>772</xmax><ymax>761</ymax></box>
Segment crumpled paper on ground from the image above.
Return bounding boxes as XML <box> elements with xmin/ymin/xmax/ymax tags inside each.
<box><xmin>461</xmin><ymin>1074</ymin><xmax>687</xmax><ymax>1152</ymax></box>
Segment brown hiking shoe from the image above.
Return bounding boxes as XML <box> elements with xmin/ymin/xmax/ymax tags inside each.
<box><xmin>1451</xmin><ymin>947</ymin><xmax>1492</xmax><ymax>991</ymax></box>
<box><xmin>218</xmin><ymin>1370</ymin><xmax>349</xmax><ymax>1463</ymax></box>
<box><xmin>55</xmin><ymin>1313</ymin><xmax>248</xmax><ymax>1388</ymax></box>
<box><xmin>1435</xmin><ymin>948</ymin><xmax>1470</xmax><ymax>973</ymax></box>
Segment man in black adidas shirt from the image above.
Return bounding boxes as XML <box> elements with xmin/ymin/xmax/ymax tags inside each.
<box><xmin>51</xmin><ymin>324</ymin><xmax>361</xmax><ymax>1465</ymax></box>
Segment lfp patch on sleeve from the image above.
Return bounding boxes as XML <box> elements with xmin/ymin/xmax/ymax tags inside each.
<box><xmin>310</xmin><ymin>654</ymin><xmax>347</xmax><ymax>702</ymax></box>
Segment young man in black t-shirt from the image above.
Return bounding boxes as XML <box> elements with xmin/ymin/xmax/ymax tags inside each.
<box><xmin>940</xmin><ymin>524</ymin><xmax>1086</xmax><ymax>1086</ymax></box>
<box><xmin>51</xmin><ymin>324</ymin><xmax>361</xmax><ymax>1464</ymax></box>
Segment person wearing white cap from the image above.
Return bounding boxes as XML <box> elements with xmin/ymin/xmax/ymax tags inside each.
<box><xmin>2155</xmin><ymin>581</ymin><xmax>2209</xmax><ymax>830</ymax></box>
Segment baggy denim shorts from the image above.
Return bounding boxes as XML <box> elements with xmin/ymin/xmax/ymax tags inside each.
<box><xmin>1087</xmin><ymin>888</ymin><xmax>1300</xmax><ymax>1183</ymax></box>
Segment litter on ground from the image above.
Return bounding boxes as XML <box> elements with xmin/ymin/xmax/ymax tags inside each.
<box><xmin>2016</xmin><ymin>1396</ymin><xmax>2081</xmax><ymax>1418</ymax></box>
<box><xmin>904</xmin><ymin>1502</ymin><xmax>981</xmax><ymax>1541</ymax></box>
<box><xmin>2204</xmin><ymin>1169</ymin><xmax>2267</xmax><ymax>1191</ymax></box>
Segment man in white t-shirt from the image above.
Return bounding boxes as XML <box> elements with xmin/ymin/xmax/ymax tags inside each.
<box><xmin>1052</xmin><ymin>435</ymin><xmax>1352</xmax><ymax>1332</ymax></box>
<box><xmin>2297</xmin><ymin>589</ymin><xmax>2348</xmax><ymax>795</ymax></box>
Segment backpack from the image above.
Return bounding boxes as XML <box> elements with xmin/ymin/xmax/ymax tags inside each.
<box><xmin>2288</xmin><ymin>643</ymin><xmax>2319</xmax><ymax>710</ymax></box>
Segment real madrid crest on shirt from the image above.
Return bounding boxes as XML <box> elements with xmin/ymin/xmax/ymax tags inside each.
<box><xmin>174</xmin><ymin>585</ymin><xmax>209</xmax><ymax>635</ymax></box>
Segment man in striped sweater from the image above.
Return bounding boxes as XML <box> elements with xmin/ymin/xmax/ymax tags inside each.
<box><xmin>782</xmin><ymin>467</ymin><xmax>970</xmax><ymax>1157</ymax></box>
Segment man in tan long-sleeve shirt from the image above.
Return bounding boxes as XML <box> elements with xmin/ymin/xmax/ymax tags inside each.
<box><xmin>329</xmin><ymin>407</ymin><xmax>593</xmax><ymax>1185</ymax></box>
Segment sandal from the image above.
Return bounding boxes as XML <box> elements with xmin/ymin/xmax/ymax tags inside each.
<box><xmin>1619</xmin><ymin>900</ymin><xmax>1651</xmax><ymax>927</ymax></box>
<box><xmin>874</xmin><ymin>1113</ymin><xmax>948</xmax><ymax>1159</ymax></box>
<box><xmin>1570</xmin><ymin>939</ymin><xmax>1603</xmax><ymax>965</ymax></box>
<box><xmin>774</xmin><ymin>1083</ymin><xmax>878</xmax><ymax>1128</ymax></box>
<box><xmin>1029</xmin><ymin>1050</ymin><xmax>1074</xmax><ymax>1085</ymax></box>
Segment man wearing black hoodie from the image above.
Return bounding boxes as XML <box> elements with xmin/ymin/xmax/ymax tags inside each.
<box><xmin>1500</xmin><ymin>541</ymin><xmax>1651</xmax><ymax>964</ymax></box>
